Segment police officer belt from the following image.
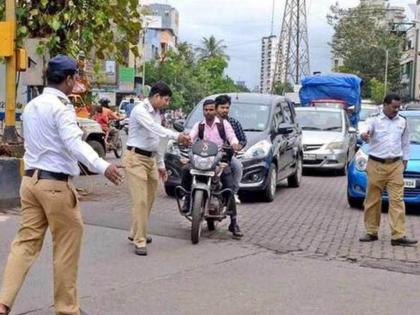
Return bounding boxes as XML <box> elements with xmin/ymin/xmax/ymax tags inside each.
<box><xmin>24</xmin><ymin>169</ymin><xmax>70</xmax><ymax>181</ymax></box>
<box><xmin>126</xmin><ymin>146</ymin><xmax>154</xmax><ymax>157</ymax></box>
<box><xmin>369</xmin><ymin>155</ymin><xmax>401</xmax><ymax>164</ymax></box>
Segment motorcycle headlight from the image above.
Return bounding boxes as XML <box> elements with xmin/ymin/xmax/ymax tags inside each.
<box><xmin>192</xmin><ymin>155</ymin><xmax>215</xmax><ymax>170</ymax></box>
<box><xmin>355</xmin><ymin>149</ymin><xmax>368</xmax><ymax>172</ymax></box>
<box><xmin>325</xmin><ymin>141</ymin><xmax>344</xmax><ymax>150</ymax></box>
<box><xmin>243</xmin><ymin>140</ymin><xmax>271</xmax><ymax>159</ymax></box>
<box><xmin>166</xmin><ymin>140</ymin><xmax>181</xmax><ymax>156</ymax></box>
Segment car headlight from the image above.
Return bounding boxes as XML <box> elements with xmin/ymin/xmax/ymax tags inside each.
<box><xmin>325</xmin><ymin>141</ymin><xmax>344</xmax><ymax>150</ymax></box>
<box><xmin>192</xmin><ymin>155</ymin><xmax>215</xmax><ymax>170</ymax></box>
<box><xmin>355</xmin><ymin>149</ymin><xmax>368</xmax><ymax>171</ymax></box>
<box><xmin>166</xmin><ymin>140</ymin><xmax>181</xmax><ymax>156</ymax></box>
<box><xmin>243</xmin><ymin>140</ymin><xmax>272</xmax><ymax>159</ymax></box>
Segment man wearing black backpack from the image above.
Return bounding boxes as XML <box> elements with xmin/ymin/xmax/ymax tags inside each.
<box><xmin>180</xmin><ymin>99</ymin><xmax>243</xmax><ymax>237</ymax></box>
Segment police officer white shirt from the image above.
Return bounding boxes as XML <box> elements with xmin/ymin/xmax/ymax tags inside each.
<box><xmin>126</xmin><ymin>98</ymin><xmax>179</xmax><ymax>168</ymax></box>
<box><xmin>361</xmin><ymin>111</ymin><xmax>410</xmax><ymax>160</ymax></box>
<box><xmin>23</xmin><ymin>87</ymin><xmax>110</xmax><ymax>176</ymax></box>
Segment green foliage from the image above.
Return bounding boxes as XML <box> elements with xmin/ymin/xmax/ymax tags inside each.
<box><xmin>145</xmin><ymin>40</ymin><xmax>243</xmax><ymax>111</ymax></box>
<box><xmin>195</xmin><ymin>35</ymin><xmax>229</xmax><ymax>61</ymax></box>
<box><xmin>328</xmin><ymin>3</ymin><xmax>404</xmax><ymax>98</ymax></box>
<box><xmin>368</xmin><ymin>78</ymin><xmax>385</xmax><ymax>104</ymax></box>
<box><xmin>273</xmin><ymin>81</ymin><xmax>294</xmax><ymax>95</ymax></box>
<box><xmin>0</xmin><ymin>0</ymin><xmax>141</xmax><ymax>63</ymax></box>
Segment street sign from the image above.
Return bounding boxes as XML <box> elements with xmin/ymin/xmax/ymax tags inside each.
<box><xmin>119</xmin><ymin>67</ymin><xmax>135</xmax><ymax>92</ymax></box>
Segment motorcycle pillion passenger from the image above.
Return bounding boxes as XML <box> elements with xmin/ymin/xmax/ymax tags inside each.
<box><xmin>96</xmin><ymin>98</ymin><xmax>120</xmax><ymax>144</ymax></box>
<box><xmin>181</xmin><ymin>99</ymin><xmax>243</xmax><ymax>237</ymax></box>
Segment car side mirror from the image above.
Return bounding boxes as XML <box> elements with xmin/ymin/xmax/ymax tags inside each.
<box><xmin>277</xmin><ymin>125</ymin><xmax>294</xmax><ymax>134</ymax></box>
<box><xmin>173</xmin><ymin>121</ymin><xmax>185</xmax><ymax>132</ymax></box>
<box><xmin>348</xmin><ymin>127</ymin><xmax>357</xmax><ymax>134</ymax></box>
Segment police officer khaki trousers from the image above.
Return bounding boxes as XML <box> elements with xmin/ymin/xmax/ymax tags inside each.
<box><xmin>0</xmin><ymin>173</ymin><xmax>83</xmax><ymax>315</ymax></box>
<box><xmin>364</xmin><ymin>159</ymin><xmax>405</xmax><ymax>240</ymax></box>
<box><xmin>123</xmin><ymin>150</ymin><xmax>159</xmax><ymax>247</ymax></box>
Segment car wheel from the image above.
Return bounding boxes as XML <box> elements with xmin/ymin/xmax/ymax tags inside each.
<box><xmin>288</xmin><ymin>155</ymin><xmax>302</xmax><ymax>188</ymax></box>
<box><xmin>347</xmin><ymin>191</ymin><xmax>364</xmax><ymax>209</ymax></box>
<box><xmin>263</xmin><ymin>163</ymin><xmax>277</xmax><ymax>202</ymax></box>
<box><xmin>87</xmin><ymin>140</ymin><xmax>106</xmax><ymax>159</ymax></box>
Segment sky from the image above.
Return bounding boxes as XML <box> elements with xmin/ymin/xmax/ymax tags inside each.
<box><xmin>144</xmin><ymin>0</ymin><xmax>414</xmax><ymax>89</ymax></box>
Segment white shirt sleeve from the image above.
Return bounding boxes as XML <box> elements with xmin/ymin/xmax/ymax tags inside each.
<box><xmin>55</xmin><ymin>105</ymin><xmax>110</xmax><ymax>175</ymax></box>
<box><xmin>360</xmin><ymin>116</ymin><xmax>375</xmax><ymax>135</ymax></box>
<box><xmin>133</xmin><ymin>106</ymin><xmax>179</xmax><ymax>140</ymax></box>
<box><xmin>402</xmin><ymin>120</ymin><xmax>410</xmax><ymax>161</ymax></box>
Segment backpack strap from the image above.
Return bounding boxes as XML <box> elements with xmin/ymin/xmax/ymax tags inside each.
<box><xmin>216</xmin><ymin>121</ymin><xmax>228</xmax><ymax>143</ymax></box>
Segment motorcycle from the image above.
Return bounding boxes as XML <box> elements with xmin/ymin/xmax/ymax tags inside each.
<box><xmin>106</xmin><ymin>119</ymin><xmax>124</xmax><ymax>158</ymax></box>
<box><xmin>175</xmin><ymin>140</ymin><xmax>236</xmax><ymax>244</ymax></box>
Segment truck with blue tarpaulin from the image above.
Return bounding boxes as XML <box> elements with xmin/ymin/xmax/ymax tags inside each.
<box><xmin>299</xmin><ymin>73</ymin><xmax>362</xmax><ymax>127</ymax></box>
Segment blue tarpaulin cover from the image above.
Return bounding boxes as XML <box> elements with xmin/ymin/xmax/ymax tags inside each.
<box><xmin>299</xmin><ymin>73</ymin><xmax>362</xmax><ymax>107</ymax></box>
<box><xmin>299</xmin><ymin>73</ymin><xmax>362</xmax><ymax>126</ymax></box>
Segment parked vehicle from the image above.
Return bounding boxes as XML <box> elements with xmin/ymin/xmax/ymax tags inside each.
<box><xmin>299</xmin><ymin>73</ymin><xmax>362</xmax><ymax>127</ymax></box>
<box><xmin>295</xmin><ymin>107</ymin><xmax>357</xmax><ymax>175</ymax></box>
<box><xmin>174</xmin><ymin>140</ymin><xmax>235</xmax><ymax>244</ymax></box>
<box><xmin>356</xmin><ymin>103</ymin><xmax>381</xmax><ymax>147</ymax></box>
<box><xmin>165</xmin><ymin>93</ymin><xmax>303</xmax><ymax>202</ymax></box>
<box><xmin>403</xmin><ymin>102</ymin><xmax>420</xmax><ymax>111</ymax></box>
<box><xmin>118</xmin><ymin>98</ymin><xmax>141</xmax><ymax>115</ymax></box>
<box><xmin>347</xmin><ymin>111</ymin><xmax>420</xmax><ymax>208</ymax></box>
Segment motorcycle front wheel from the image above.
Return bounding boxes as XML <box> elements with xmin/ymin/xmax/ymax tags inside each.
<box><xmin>113</xmin><ymin>135</ymin><xmax>123</xmax><ymax>158</ymax></box>
<box><xmin>191</xmin><ymin>190</ymin><xmax>205</xmax><ymax>244</ymax></box>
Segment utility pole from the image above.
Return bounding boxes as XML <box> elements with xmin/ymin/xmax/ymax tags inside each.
<box><xmin>1</xmin><ymin>0</ymin><xmax>19</xmax><ymax>144</ymax></box>
<box><xmin>271</xmin><ymin>0</ymin><xmax>310</xmax><ymax>92</ymax></box>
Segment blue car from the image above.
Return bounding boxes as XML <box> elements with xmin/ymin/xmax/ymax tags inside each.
<box><xmin>347</xmin><ymin>111</ymin><xmax>420</xmax><ymax>208</ymax></box>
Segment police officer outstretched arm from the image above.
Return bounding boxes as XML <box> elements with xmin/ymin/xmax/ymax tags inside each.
<box><xmin>0</xmin><ymin>55</ymin><xmax>121</xmax><ymax>315</ymax></box>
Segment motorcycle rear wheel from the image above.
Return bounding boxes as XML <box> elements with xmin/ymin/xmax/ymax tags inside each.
<box><xmin>191</xmin><ymin>190</ymin><xmax>205</xmax><ymax>244</ymax></box>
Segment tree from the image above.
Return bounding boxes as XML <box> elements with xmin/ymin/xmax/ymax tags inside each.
<box><xmin>328</xmin><ymin>3</ymin><xmax>404</xmax><ymax>98</ymax></box>
<box><xmin>368</xmin><ymin>78</ymin><xmax>385</xmax><ymax>104</ymax></box>
<box><xmin>145</xmin><ymin>41</ymin><xmax>242</xmax><ymax>111</ymax></box>
<box><xmin>195</xmin><ymin>35</ymin><xmax>229</xmax><ymax>61</ymax></box>
<box><xmin>0</xmin><ymin>0</ymin><xmax>141</xmax><ymax>63</ymax></box>
<box><xmin>273</xmin><ymin>81</ymin><xmax>294</xmax><ymax>95</ymax></box>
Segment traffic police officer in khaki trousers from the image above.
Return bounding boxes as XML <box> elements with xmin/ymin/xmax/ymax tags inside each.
<box><xmin>124</xmin><ymin>82</ymin><xmax>190</xmax><ymax>256</ymax></box>
<box><xmin>359</xmin><ymin>93</ymin><xmax>417</xmax><ymax>246</ymax></box>
<box><xmin>0</xmin><ymin>55</ymin><xmax>123</xmax><ymax>315</ymax></box>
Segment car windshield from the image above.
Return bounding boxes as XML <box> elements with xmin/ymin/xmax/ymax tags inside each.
<box><xmin>296</xmin><ymin>110</ymin><xmax>342</xmax><ymax>131</ymax></box>
<box><xmin>359</xmin><ymin>107</ymin><xmax>379</xmax><ymax>121</ymax></box>
<box><xmin>406</xmin><ymin>116</ymin><xmax>420</xmax><ymax>144</ymax></box>
<box><xmin>185</xmin><ymin>102</ymin><xmax>271</xmax><ymax>131</ymax></box>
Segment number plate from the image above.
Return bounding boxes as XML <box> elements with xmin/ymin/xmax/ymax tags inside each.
<box><xmin>404</xmin><ymin>178</ymin><xmax>416</xmax><ymax>188</ymax></box>
<box><xmin>303</xmin><ymin>154</ymin><xmax>316</xmax><ymax>160</ymax></box>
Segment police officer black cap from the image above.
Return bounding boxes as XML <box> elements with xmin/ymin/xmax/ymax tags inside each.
<box><xmin>48</xmin><ymin>55</ymin><xmax>78</xmax><ymax>73</ymax></box>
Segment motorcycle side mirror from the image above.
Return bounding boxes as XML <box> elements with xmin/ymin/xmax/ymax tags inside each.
<box><xmin>173</xmin><ymin>121</ymin><xmax>185</xmax><ymax>132</ymax></box>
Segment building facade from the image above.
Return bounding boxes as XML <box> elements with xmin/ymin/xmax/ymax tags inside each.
<box><xmin>260</xmin><ymin>35</ymin><xmax>279</xmax><ymax>94</ymax></box>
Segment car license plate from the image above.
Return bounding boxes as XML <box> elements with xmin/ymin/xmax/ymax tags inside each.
<box><xmin>304</xmin><ymin>154</ymin><xmax>316</xmax><ymax>160</ymax></box>
<box><xmin>404</xmin><ymin>178</ymin><xmax>416</xmax><ymax>188</ymax></box>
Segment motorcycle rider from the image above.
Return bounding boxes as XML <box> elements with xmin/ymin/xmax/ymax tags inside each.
<box><xmin>181</xmin><ymin>99</ymin><xmax>243</xmax><ymax>238</ymax></box>
<box><xmin>215</xmin><ymin>94</ymin><xmax>247</xmax><ymax>204</ymax></box>
<box><xmin>97</xmin><ymin>98</ymin><xmax>120</xmax><ymax>145</ymax></box>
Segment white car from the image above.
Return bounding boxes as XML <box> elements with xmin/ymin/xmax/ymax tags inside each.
<box><xmin>295</xmin><ymin>107</ymin><xmax>357</xmax><ymax>175</ymax></box>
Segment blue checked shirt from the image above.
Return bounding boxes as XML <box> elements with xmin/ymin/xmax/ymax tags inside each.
<box><xmin>228</xmin><ymin>116</ymin><xmax>247</xmax><ymax>148</ymax></box>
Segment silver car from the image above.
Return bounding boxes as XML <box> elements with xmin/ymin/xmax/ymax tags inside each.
<box><xmin>295</xmin><ymin>107</ymin><xmax>357</xmax><ymax>175</ymax></box>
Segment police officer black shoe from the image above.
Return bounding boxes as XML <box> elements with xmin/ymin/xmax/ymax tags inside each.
<box><xmin>391</xmin><ymin>236</ymin><xmax>418</xmax><ymax>247</ymax></box>
<box><xmin>128</xmin><ymin>236</ymin><xmax>152</xmax><ymax>244</ymax></box>
<box><xmin>228</xmin><ymin>224</ymin><xmax>243</xmax><ymax>238</ymax></box>
<box><xmin>134</xmin><ymin>246</ymin><xmax>148</xmax><ymax>256</ymax></box>
<box><xmin>0</xmin><ymin>303</ymin><xmax>9</xmax><ymax>315</ymax></box>
<box><xmin>359</xmin><ymin>233</ymin><xmax>378</xmax><ymax>242</ymax></box>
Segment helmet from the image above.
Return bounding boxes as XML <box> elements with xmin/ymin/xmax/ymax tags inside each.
<box><xmin>99</xmin><ymin>98</ymin><xmax>110</xmax><ymax>107</ymax></box>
